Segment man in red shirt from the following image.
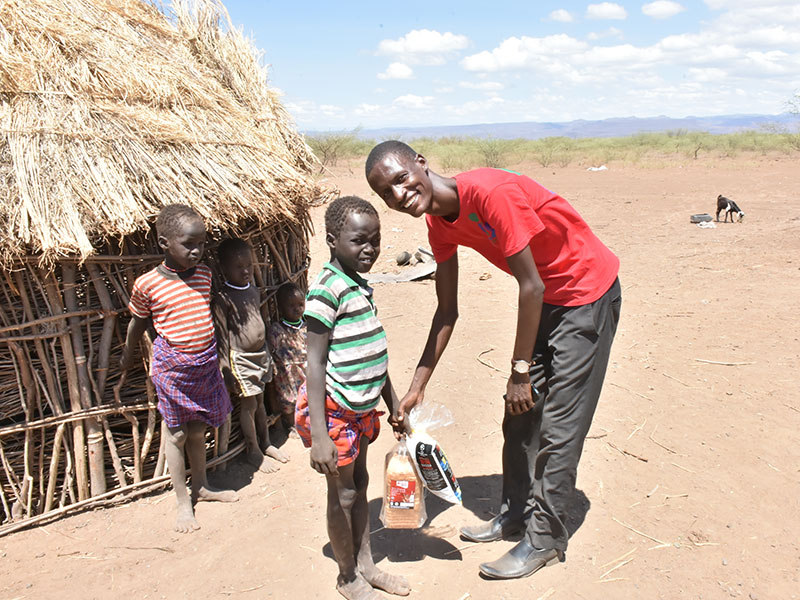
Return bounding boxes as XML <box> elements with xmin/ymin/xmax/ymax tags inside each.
<box><xmin>366</xmin><ymin>141</ymin><xmax>621</xmax><ymax>580</ymax></box>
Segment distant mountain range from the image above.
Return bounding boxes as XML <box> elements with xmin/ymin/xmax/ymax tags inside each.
<box><xmin>307</xmin><ymin>113</ymin><xmax>797</xmax><ymax>140</ymax></box>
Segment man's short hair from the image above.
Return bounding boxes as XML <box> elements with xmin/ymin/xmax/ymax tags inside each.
<box><xmin>156</xmin><ymin>204</ymin><xmax>202</xmax><ymax>239</ymax></box>
<box><xmin>217</xmin><ymin>237</ymin><xmax>251</xmax><ymax>265</ymax></box>
<box><xmin>365</xmin><ymin>140</ymin><xmax>417</xmax><ymax>179</ymax></box>
<box><xmin>324</xmin><ymin>195</ymin><xmax>378</xmax><ymax>239</ymax></box>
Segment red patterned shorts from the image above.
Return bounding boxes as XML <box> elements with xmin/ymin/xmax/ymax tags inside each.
<box><xmin>295</xmin><ymin>384</ymin><xmax>382</xmax><ymax>467</ymax></box>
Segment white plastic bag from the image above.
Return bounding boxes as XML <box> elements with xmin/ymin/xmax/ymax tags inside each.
<box><xmin>405</xmin><ymin>402</ymin><xmax>462</xmax><ymax>505</ymax></box>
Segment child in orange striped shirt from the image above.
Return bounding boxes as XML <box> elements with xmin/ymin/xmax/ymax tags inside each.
<box><xmin>119</xmin><ymin>204</ymin><xmax>237</xmax><ymax>533</ymax></box>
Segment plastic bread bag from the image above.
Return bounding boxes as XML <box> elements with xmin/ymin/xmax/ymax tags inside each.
<box><xmin>404</xmin><ymin>402</ymin><xmax>463</xmax><ymax>505</ymax></box>
<box><xmin>380</xmin><ymin>442</ymin><xmax>426</xmax><ymax>529</ymax></box>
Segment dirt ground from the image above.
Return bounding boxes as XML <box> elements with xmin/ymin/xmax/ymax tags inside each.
<box><xmin>2</xmin><ymin>155</ymin><xmax>799</xmax><ymax>600</ymax></box>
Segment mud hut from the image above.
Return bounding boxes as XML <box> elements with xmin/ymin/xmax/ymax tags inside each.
<box><xmin>0</xmin><ymin>0</ymin><xmax>327</xmax><ymax>532</ymax></box>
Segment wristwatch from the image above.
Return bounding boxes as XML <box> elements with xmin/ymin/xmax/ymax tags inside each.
<box><xmin>511</xmin><ymin>359</ymin><xmax>530</xmax><ymax>375</ymax></box>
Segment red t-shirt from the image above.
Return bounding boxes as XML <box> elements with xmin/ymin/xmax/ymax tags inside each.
<box><xmin>426</xmin><ymin>168</ymin><xmax>619</xmax><ymax>307</ymax></box>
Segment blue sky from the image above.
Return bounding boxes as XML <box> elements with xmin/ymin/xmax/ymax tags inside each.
<box><xmin>218</xmin><ymin>0</ymin><xmax>800</xmax><ymax>131</ymax></box>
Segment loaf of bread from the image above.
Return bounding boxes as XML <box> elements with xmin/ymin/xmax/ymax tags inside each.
<box><xmin>382</xmin><ymin>445</ymin><xmax>425</xmax><ymax>529</ymax></box>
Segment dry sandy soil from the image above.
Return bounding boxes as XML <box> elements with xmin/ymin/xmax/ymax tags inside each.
<box><xmin>2</xmin><ymin>155</ymin><xmax>799</xmax><ymax>600</ymax></box>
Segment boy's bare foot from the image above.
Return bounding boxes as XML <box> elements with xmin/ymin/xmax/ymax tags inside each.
<box><xmin>337</xmin><ymin>574</ymin><xmax>381</xmax><ymax>600</ymax></box>
<box><xmin>258</xmin><ymin>456</ymin><xmax>280</xmax><ymax>474</ymax></box>
<box><xmin>175</xmin><ymin>504</ymin><xmax>201</xmax><ymax>533</ymax></box>
<box><xmin>195</xmin><ymin>486</ymin><xmax>239</xmax><ymax>503</ymax></box>
<box><xmin>264</xmin><ymin>444</ymin><xmax>289</xmax><ymax>463</ymax></box>
<box><xmin>287</xmin><ymin>426</ymin><xmax>299</xmax><ymax>440</ymax></box>
<box><xmin>246</xmin><ymin>450</ymin><xmax>280</xmax><ymax>473</ymax></box>
<box><xmin>360</xmin><ymin>566</ymin><xmax>410</xmax><ymax>596</ymax></box>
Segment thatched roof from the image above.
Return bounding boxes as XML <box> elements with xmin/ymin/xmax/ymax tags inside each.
<box><xmin>0</xmin><ymin>0</ymin><xmax>320</xmax><ymax>267</ymax></box>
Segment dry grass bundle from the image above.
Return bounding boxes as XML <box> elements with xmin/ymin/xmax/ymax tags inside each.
<box><xmin>0</xmin><ymin>0</ymin><xmax>328</xmax><ymax>531</ymax></box>
<box><xmin>0</xmin><ymin>0</ymin><xmax>320</xmax><ymax>267</ymax></box>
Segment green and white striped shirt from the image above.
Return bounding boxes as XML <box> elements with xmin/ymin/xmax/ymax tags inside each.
<box><xmin>305</xmin><ymin>263</ymin><xmax>388</xmax><ymax>412</ymax></box>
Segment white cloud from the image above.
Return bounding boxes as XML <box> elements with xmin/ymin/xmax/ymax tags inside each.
<box><xmin>642</xmin><ymin>1</ymin><xmax>686</xmax><ymax>19</ymax></box>
<box><xmin>688</xmin><ymin>67</ymin><xmax>728</xmax><ymax>81</ymax></box>
<box><xmin>586</xmin><ymin>3</ymin><xmax>628</xmax><ymax>20</ymax></box>
<box><xmin>392</xmin><ymin>94</ymin><xmax>435</xmax><ymax>109</ymax></box>
<box><xmin>587</xmin><ymin>27</ymin><xmax>623</xmax><ymax>40</ymax></box>
<box><xmin>461</xmin><ymin>34</ymin><xmax>589</xmax><ymax>72</ymax></box>
<box><xmin>377</xmin><ymin>62</ymin><xmax>413</xmax><ymax>80</ymax></box>
<box><xmin>459</xmin><ymin>81</ymin><xmax>505</xmax><ymax>91</ymax></box>
<box><xmin>354</xmin><ymin>103</ymin><xmax>381</xmax><ymax>115</ymax></box>
<box><xmin>549</xmin><ymin>9</ymin><xmax>574</xmax><ymax>23</ymax></box>
<box><xmin>377</xmin><ymin>29</ymin><xmax>469</xmax><ymax>65</ymax></box>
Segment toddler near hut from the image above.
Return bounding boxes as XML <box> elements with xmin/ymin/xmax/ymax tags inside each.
<box><xmin>296</xmin><ymin>196</ymin><xmax>410</xmax><ymax>600</ymax></box>
<box><xmin>267</xmin><ymin>281</ymin><xmax>307</xmax><ymax>438</ymax></box>
<box><xmin>213</xmin><ymin>238</ymin><xmax>288</xmax><ymax>472</ymax></box>
<box><xmin>119</xmin><ymin>204</ymin><xmax>238</xmax><ymax>533</ymax></box>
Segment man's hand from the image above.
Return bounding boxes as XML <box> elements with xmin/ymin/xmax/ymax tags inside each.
<box><xmin>504</xmin><ymin>374</ymin><xmax>535</xmax><ymax>415</ymax></box>
<box><xmin>309</xmin><ymin>436</ymin><xmax>338</xmax><ymax>476</ymax></box>
<box><xmin>390</xmin><ymin>389</ymin><xmax>424</xmax><ymax>435</ymax></box>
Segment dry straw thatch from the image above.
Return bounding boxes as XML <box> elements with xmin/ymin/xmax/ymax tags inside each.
<box><xmin>0</xmin><ymin>0</ymin><xmax>328</xmax><ymax>533</ymax></box>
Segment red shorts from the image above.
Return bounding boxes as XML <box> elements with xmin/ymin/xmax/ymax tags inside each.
<box><xmin>295</xmin><ymin>384</ymin><xmax>382</xmax><ymax>467</ymax></box>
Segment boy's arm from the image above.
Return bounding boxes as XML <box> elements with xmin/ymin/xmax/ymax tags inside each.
<box><xmin>504</xmin><ymin>245</ymin><xmax>544</xmax><ymax>415</ymax></box>
<box><xmin>306</xmin><ymin>316</ymin><xmax>338</xmax><ymax>475</ymax></box>
<box><xmin>381</xmin><ymin>375</ymin><xmax>405</xmax><ymax>437</ymax></box>
<box><xmin>211</xmin><ymin>294</ymin><xmax>235</xmax><ymax>391</ymax></box>
<box><xmin>115</xmin><ymin>315</ymin><xmax>149</xmax><ymax>403</ymax></box>
<box><xmin>396</xmin><ymin>254</ymin><xmax>460</xmax><ymax>426</ymax></box>
<box><xmin>119</xmin><ymin>315</ymin><xmax>150</xmax><ymax>372</ymax></box>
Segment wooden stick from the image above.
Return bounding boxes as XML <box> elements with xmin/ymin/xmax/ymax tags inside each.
<box><xmin>43</xmin><ymin>424</ymin><xmax>66</xmax><ymax>513</ymax></box>
<box><xmin>607</xmin><ymin>442</ymin><xmax>648</xmax><ymax>462</ymax></box>
<box><xmin>599</xmin><ymin>557</ymin><xmax>634</xmax><ymax>580</ymax></box>
<box><xmin>0</xmin><ymin>401</ymin><xmax>154</xmax><ymax>436</ymax></box>
<box><xmin>600</xmin><ymin>547</ymin><xmax>637</xmax><ymax>569</ymax></box>
<box><xmin>671</xmin><ymin>462</ymin><xmax>695</xmax><ymax>473</ymax></box>
<box><xmin>648</xmin><ymin>425</ymin><xmax>677</xmax><ymax>455</ymax></box>
<box><xmin>612</xmin><ymin>517</ymin><xmax>667</xmax><ymax>545</ymax></box>
<box><xmin>444</xmin><ymin>542</ymin><xmax>480</xmax><ymax>556</ymax></box>
<box><xmin>102</xmin><ymin>418</ymin><xmax>127</xmax><ymax>487</ymax></box>
<box><xmin>694</xmin><ymin>359</ymin><xmax>754</xmax><ymax>366</ymax></box>
<box><xmin>662</xmin><ymin>372</ymin><xmax>693</xmax><ymax>387</ymax></box>
<box><xmin>0</xmin><ymin>441</ymin><xmax>246</xmax><ymax>537</ymax></box>
<box><xmin>627</xmin><ymin>418</ymin><xmax>646</xmax><ymax>440</ymax></box>
<box><xmin>40</xmin><ymin>269</ymin><xmax>89</xmax><ymax>501</ymax></box>
<box><xmin>608</xmin><ymin>381</ymin><xmax>653</xmax><ymax>401</ymax></box>
<box><xmin>476</xmin><ymin>348</ymin><xmax>505</xmax><ymax>373</ymax></box>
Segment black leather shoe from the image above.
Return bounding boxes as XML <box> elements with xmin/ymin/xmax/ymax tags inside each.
<box><xmin>478</xmin><ymin>538</ymin><xmax>564</xmax><ymax>580</ymax></box>
<box><xmin>459</xmin><ymin>515</ymin><xmax>524</xmax><ymax>543</ymax></box>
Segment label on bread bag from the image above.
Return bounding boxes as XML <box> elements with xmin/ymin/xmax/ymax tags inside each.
<box><xmin>388</xmin><ymin>479</ymin><xmax>416</xmax><ymax>509</ymax></box>
<box><xmin>412</xmin><ymin>441</ymin><xmax>462</xmax><ymax>504</ymax></box>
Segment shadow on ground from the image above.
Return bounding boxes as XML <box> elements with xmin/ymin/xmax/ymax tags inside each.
<box><xmin>319</xmin><ymin>473</ymin><xmax>591</xmax><ymax>564</ymax></box>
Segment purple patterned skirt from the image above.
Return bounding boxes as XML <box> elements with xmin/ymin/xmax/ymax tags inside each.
<box><xmin>150</xmin><ymin>337</ymin><xmax>232</xmax><ymax>428</ymax></box>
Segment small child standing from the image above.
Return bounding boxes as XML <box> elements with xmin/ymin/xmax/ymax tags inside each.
<box><xmin>213</xmin><ymin>238</ymin><xmax>289</xmax><ymax>472</ymax></box>
<box><xmin>119</xmin><ymin>204</ymin><xmax>237</xmax><ymax>533</ymax></box>
<box><xmin>296</xmin><ymin>196</ymin><xmax>410</xmax><ymax>600</ymax></box>
<box><xmin>267</xmin><ymin>281</ymin><xmax>307</xmax><ymax>437</ymax></box>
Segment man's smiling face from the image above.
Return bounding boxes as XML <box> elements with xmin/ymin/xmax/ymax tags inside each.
<box><xmin>367</xmin><ymin>153</ymin><xmax>433</xmax><ymax>218</ymax></box>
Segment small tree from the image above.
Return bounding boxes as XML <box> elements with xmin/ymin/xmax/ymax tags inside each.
<box><xmin>476</xmin><ymin>137</ymin><xmax>507</xmax><ymax>168</ymax></box>
<box><xmin>306</xmin><ymin>127</ymin><xmax>362</xmax><ymax>171</ymax></box>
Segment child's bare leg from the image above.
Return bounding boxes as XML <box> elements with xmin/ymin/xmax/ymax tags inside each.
<box><xmin>283</xmin><ymin>410</ymin><xmax>299</xmax><ymax>439</ymax></box>
<box><xmin>185</xmin><ymin>420</ymin><xmax>238</xmax><ymax>503</ymax></box>
<box><xmin>164</xmin><ymin>424</ymin><xmax>198</xmax><ymax>533</ymax></box>
<box><xmin>326</xmin><ymin>462</ymin><xmax>381</xmax><ymax>600</ymax></box>
<box><xmin>256</xmin><ymin>392</ymin><xmax>288</xmax><ymax>464</ymax></box>
<box><xmin>352</xmin><ymin>437</ymin><xmax>410</xmax><ymax>596</ymax></box>
<box><xmin>240</xmin><ymin>396</ymin><xmax>279</xmax><ymax>473</ymax></box>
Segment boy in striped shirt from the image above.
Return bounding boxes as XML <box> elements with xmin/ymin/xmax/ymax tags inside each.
<box><xmin>119</xmin><ymin>204</ymin><xmax>237</xmax><ymax>533</ymax></box>
<box><xmin>295</xmin><ymin>196</ymin><xmax>409</xmax><ymax>600</ymax></box>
